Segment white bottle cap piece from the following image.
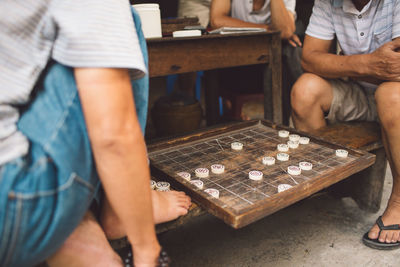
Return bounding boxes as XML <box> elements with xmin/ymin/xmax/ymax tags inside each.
<box><xmin>156</xmin><ymin>181</ymin><xmax>170</xmax><ymax>191</ymax></box>
<box><xmin>287</xmin><ymin>166</ymin><xmax>301</xmax><ymax>175</ymax></box>
<box><xmin>172</xmin><ymin>30</ymin><xmax>202</xmax><ymax>38</ymax></box>
<box><xmin>249</xmin><ymin>170</ymin><xmax>263</xmax><ymax>180</ymax></box>
<box><xmin>287</xmin><ymin>140</ymin><xmax>299</xmax><ymax>149</ymax></box>
<box><xmin>299</xmin><ymin>162</ymin><xmax>313</xmax><ymax>171</ymax></box>
<box><xmin>262</xmin><ymin>156</ymin><xmax>276</xmax><ymax>166</ymax></box>
<box><xmin>150</xmin><ymin>180</ymin><xmax>156</xmax><ymax>190</ymax></box>
<box><xmin>299</xmin><ymin>137</ymin><xmax>310</xmax><ymax>144</ymax></box>
<box><xmin>204</xmin><ymin>188</ymin><xmax>220</xmax><ymax>198</ymax></box>
<box><xmin>278</xmin><ymin>184</ymin><xmax>293</xmax><ymax>193</ymax></box>
<box><xmin>277</xmin><ymin>153</ymin><xmax>289</xmax><ymax>161</ymax></box>
<box><xmin>177</xmin><ymin>171</ymin><xmax>191</xmax><ymax>181</ymax></box>
<box><xmin>190</xmin><ymin>179</ymin><xmax>204</xmax><ymax>189</ymax></box>
<box><xmin>195</xmin><ymin>168</ymin><xmax>209</xmax><ymax>178</ymax></box>
<box><xmin>278</xmin><ymin>130</ymin><xmax>290</xmax><ymax>138</ymax></box>
<box><xmin>289</xmin><ymin>134</ymin><xmax>300</xmax><ymax>142</ymax></box>
<box><xmin>277</xmin><ymin>144</ymin><xmax>289</xmax><ymax>152</ymax></box>
<box><xmin>336</xmin><ymin>149</ymin><xmax>348</xmax><ymax>158</ymax></box>
<box><xmin>231</xmin><ymin>142</ymin><xmax>243</xmax><ymax>151</ymax></box>
<box><xmin>211</xmin><ymin>164</ymin><xmax>225</xmax><ymax>174</ymax></box>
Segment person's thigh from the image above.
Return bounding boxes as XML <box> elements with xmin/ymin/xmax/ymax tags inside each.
<box><xmin>0</xmin><ymin>63</ymin><xmax>100</xmax><ymax>267</ymax></box>
<box><xmin>326</xmin><ymin>79</ymin><xmax>378</xmax><ymax>124</ymax></box>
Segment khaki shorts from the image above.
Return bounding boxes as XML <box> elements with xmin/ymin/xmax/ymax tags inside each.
<box><xmin>326</xmin><ymin>79</ymin><xmax>378</xmax><ymax>124</ymax></box>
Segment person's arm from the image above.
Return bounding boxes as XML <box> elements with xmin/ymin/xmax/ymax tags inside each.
<box><xmin>302</xmin><ymin>35</ymin><xmax>400</xmax><ymax>81</ymax></box>
<box><xmin>269</xmin><ymin>0</ymin><xmax>295</xmax><ymax>39</ymax></box>
<box><xmin>210</xmin><ymin>0</ymin><xmax>269</xmax><ymax>30</ymax></box>
<box><xmin>74</xmin><ymin>68</ymin><xmax>160</xmax><ymax>267</ymax></box>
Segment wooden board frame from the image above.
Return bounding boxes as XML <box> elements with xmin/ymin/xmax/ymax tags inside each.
<box><xmin>148</xmin><ymin>120</ymin><xmax>375</xmax><ymax>228</ymax></box>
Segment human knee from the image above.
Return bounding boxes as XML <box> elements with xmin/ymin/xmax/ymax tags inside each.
<box><xmin>291</xmin><ymin>73</ymin><xmax>326</xmax><ymax>113</ymax></box>
<box><xmin>375</xmin><ymin>82</ymin><xmax>400</xmax><ymax>127</ymax></box>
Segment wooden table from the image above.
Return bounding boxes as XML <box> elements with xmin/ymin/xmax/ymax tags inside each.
<box><xmin>147</xmin><ymin>32</ymin><xmax>283</xmax><ymax>124</ymax></box>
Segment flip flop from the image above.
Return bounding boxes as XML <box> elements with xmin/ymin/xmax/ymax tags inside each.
<box><xmin>362</xmin><ymin>216</ymin><xmax>400</xmax><ymax>250</ymax></box>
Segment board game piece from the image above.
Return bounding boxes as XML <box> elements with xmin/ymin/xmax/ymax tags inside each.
<box><xmin>299</xmin><ymin>137</ymin><xmax>310</xmax><ymax>144</ymax></box>
<box><xmin>287</xmin><ymin>140</ymin><xmax>299</xmax><ymax>149</ymax></box>
<box><xmin>150</xmin><ymin>180</ymin><xmax>156</xmax><ymax>190</ymax></box>
<box><xmin>177</xmin><ymin>171</ymin><xmax>191</xmax><ymax>181</ymax></box>
<box><xmin>195</xmin><ymin>168</ymin><xmax>209</xmax><ymax>178</ymax></box>
<box><xmin>289</xmin><ymin>134</ymin><xmax>300</xmax><ymax>142</ymax></box>
<box><xmin>211</xmin><ymin>164</ymin><xmax>225</xmax><ymax>174</ymax></box>
<box><xmin>336</xmin><ymin>149</ymin><xmax>348</xmax><ymax>158</ymax></box>
<box><xmin>299</xmin><ymin>162</ymin><xmax>313</xmax><ymax>171</ymax></box>
<box><xmin>287</xmin><ymin>166</ymin><xmax>301</xmax><ymax>175</ymax></box>
<box><xmin>249</xmin><ymin>170</ymin><xmax>263</xmax><ymax>180</ymax></box>
<box><xmin>277</xmin><ymin>153</ymin><xmax>289</xmax><ymax>161</ymax></box>
<box><xmin>262</xmin><ymin>156</ymin><xmax>275</xmax><ymax>166</ymax></box>
<box><xmin>190</xmin><ymin>180</ymin><xmax>204</xmax><ymax>189</ymax></box>
<box><xmin>278</xmin><ymin>130</ymin><xmax>290</xmax><ymax>138</ymax></box>
<box><xmin>277</xmin><ymin>144</ymin><xmax>289</xmax><ymax>152</ymax></box>
<box><xmin>231</xmin><ymin>142</ymin><xmax>243</xmax><ymax>151</ymax></box>
<box><xmin>156</xmin><ymin>181</ymin><xmax>170</xmax><ymax>191</ymax></box>
<box><xmin>278</xmin><ymin>184</ymin><xmax>293</xmax><ymax>193</ymax></box>
<box><xmin>204</xmin><ymin>188</ymin><xmax>220</xmax><ymax>198</ymax></box>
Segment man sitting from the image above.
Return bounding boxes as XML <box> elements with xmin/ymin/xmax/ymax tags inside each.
<box><xmin>291</xmin><ymin>0</ymin><xmax>400</xmax><ymax>249</ymax></box>
<box><xmin>210</xmin><ymin>0</ymin><xmax>303</xmax><ymax>123</ymax></box>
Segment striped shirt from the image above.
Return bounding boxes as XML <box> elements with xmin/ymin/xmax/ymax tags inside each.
<box><xmin>306</xmin><ymin>0</ymin><xmax>400</xmax><ymax>90</ymax></box>
<box><xmin>231</xmin><ymin>0</ymin><xmax>296</xmax><ymax>25</ymax></box>
<box><xmin>0</xmin><ymin>0</ymin><xmax>146</xmax><ymax>166</ymax></box>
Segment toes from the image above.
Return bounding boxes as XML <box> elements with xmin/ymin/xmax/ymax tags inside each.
<box><xmin>385</xmin><ymin>231</ymin><xmax>394</xmax><ymax>243</ymax></box>
<box><xmin>379</xmin><ymin>231</ymin><xmax>388</xmax><ymax>243</ymax></box>
<box><xmin>368</xmin><ymin>225</ymin><xmax>380</xmax><ymax>239</ymax></box>
<box><xmin>178</xmin><ymin>207</ymin><xmax>189</xmax><ymax>216</ymax></box>
<box><xmin>392</xmin><ymin>231</ymin><xmax>400</xmax><ymax>243</ymax></box>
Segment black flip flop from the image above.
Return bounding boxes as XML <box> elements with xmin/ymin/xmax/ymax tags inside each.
<box><xmin>110</xmin><ymin>237</ymin><xmax>171</xmax><ymax>266</ymax></box>
<box><xmin>362</xmin><ymin>216</ymin><xmax>400</xmax><ymax>250</ymax></box>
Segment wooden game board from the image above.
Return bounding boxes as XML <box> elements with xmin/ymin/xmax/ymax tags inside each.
<box><xmin>148</xmin><ymin>120</ymin><xmax>375</xmax><ymax>228</ymax></box>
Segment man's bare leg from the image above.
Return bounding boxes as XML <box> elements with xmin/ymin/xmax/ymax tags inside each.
<box><xmin>368</xmin><ymin>82</ymin><xmax>400</xmax><ymax>244</ymax></box>
<box><xmin>47</xmin><ymin>211</ymin><xmax>123</xmax><ymax>267</ymax></box>
<box><xmin>291</xmin><ymin>73</ymin><xmax>334</xmax><ymax>131</ymax></box>
<box><xmin>101</xmin><ymin>190</ymin><xmax>191</xmax><ymax>240</ymax></box>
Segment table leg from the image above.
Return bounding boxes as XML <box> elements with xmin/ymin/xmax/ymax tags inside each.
<box><xmin>204</xmin><ymin>70</ymin><xmax>220</xmax><ymax>126</ymax></box>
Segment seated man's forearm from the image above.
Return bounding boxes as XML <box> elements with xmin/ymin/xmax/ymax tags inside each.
<box><xmin>302</xmin><ymin>51</ymin><xmax>370</xmax><ymax>79</ymax></box>
<box><xmin>210</xmin><ymin>14</ymin><xmax>269</xmax><ymax>30</ymax></box>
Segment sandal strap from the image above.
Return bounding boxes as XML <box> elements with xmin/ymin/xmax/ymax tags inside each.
<box><xmin>376</xmin><ymin>216</ymin><xmax>400</xmax><ymax>231</ymax></box>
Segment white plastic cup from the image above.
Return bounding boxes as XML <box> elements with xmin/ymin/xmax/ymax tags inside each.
<box><xmin>132</xmin><ymin>4</ymin><xmax>162</xmax><ymax>39</ymax></box>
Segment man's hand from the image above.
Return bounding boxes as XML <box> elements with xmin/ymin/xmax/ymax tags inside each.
<box><xmin>367</xmin><ymin>39</ymin><xmax>400</xmax><ymax>81</ymax></box>
<box><xmin>288</xmin><ymin>34</ymin><xmax>302</xmax><ymax>47</ymax></box>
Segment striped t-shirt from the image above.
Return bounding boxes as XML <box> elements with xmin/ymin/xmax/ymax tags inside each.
<box><xmin>306</xmin><ymin>0</ymin><xmax>400</xmax><ymax>90</ymax></box>
<box><xmin>0</xmin><ymin>0</ymin><xmax>146</xmax><ymax>166</ymax></box>
<box><xmin>231</xmin><ymin>0</ymin><xmax>296</xmax><ymax>25</ymax></box>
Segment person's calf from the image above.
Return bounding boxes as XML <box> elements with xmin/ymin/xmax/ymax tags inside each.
<box><xmin>47</xmin><ymin>211</ymin><xmax>123</xmax><ymax>267</ymax></box>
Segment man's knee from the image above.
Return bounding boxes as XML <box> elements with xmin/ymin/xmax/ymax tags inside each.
<box><xmin>291</xmin><ymin>73</ymin><xmax>327</xmax><ymax>114</ymax></box>
<box><xmin>375</xmin><ymin>82</ymin><xmax>400</xmax><ymax>127</ymax></box>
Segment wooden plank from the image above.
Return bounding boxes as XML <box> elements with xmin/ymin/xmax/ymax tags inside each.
<box><xmin>148</xmin><ymin>120</ymin><xmax>375</xmax><ymax>228</ymax></box>
<box><xmin>270</xmin><ymin>33</ymin><xmax>282</xmax><ymax>124</ymax></box>
<box><xmin>147</xmin><ymin>32</ymin><xmax>279</xmax><ymax>77</ymax></box>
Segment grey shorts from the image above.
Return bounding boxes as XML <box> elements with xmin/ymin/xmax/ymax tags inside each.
<box><xmin>326</xmin><ymin>79</ymin><xmax>378</xmax><ymax>124</ymax></box>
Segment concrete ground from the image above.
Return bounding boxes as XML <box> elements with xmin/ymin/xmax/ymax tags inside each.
<box><xmin>159</xmin><ymin>165</ymin><xmax>399</xmax><ymax>266</ymax></box>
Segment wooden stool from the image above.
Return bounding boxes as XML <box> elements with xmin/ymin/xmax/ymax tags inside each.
<box><xmin>314</xmin><ymin>122</ymin><xmax>386</xmax><ymax>212</ymax></box>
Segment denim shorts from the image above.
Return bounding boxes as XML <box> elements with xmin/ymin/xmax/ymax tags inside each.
<box><xmin>0</xmin><ymin>7</ymin><xmax>148</xmax><ymax>267</ymax></box>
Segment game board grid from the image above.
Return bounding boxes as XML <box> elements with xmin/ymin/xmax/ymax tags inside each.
<box><xmin>149</xmin><ymin>125</ymin><xmax>359</xmax><ymax>214</ymax></box>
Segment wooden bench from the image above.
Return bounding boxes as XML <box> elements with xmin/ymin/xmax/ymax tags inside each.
<box><xmin>156</xmin><ymin>121</ymin><xmax>386</xmax><ymax>233</ymax></box>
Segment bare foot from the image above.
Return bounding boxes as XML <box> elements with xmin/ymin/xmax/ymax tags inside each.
<box><xmin>368</xmin><ymin>197</ymin><xmax>400</xmax><ymax>243</ymax></box>
<box><xmin>102</xmin><ymin>190</ymin><xmax>191</xmax><ymax>239</ymax></box>
<box><xmin>151</xmin><ymin>190</ymin><xmax>191</xmax><ymax>224</ymax></box>
<box><xmin>47</xmin><ymin>211</ymin><xmax>122</xmax><ymax>267</ymax></box>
